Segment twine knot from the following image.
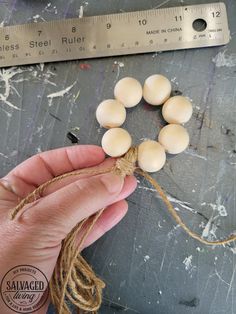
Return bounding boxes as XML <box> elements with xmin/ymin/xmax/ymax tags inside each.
<box><xmin>113</xmin><ymin>147</ymin><xmax>138</xmax><ymax>177</ymax></box>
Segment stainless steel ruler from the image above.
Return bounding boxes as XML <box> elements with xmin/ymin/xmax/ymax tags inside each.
<box><xmin>0</xmin><ymin>2</ymin><xmax>229</xmax><ymax>68</ymax></box>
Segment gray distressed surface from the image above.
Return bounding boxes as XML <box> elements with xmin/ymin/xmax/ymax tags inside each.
<box><xmin>0</xmin><ymin>0</ymin><xmax>236</xmax><ymax>313</ymax></box>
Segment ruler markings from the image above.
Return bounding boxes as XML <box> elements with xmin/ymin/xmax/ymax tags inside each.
<box><xmin>0</xmin><ymin>2</ymin><xmax>229</xmax><ymax>68</ymax></box>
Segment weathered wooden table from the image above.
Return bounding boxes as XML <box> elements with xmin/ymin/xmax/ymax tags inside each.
<box><xmin>0</xmin><ymin>0</ymin><xmax>236</xmax><ymax>313</ymax></box>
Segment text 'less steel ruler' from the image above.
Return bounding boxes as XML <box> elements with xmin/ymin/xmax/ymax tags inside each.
<box><xmin>0</xmin><ymin>2</ymin><xmax>229</xmax><ymax>68</ymax></box>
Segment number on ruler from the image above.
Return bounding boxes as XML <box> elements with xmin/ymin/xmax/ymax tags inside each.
<box><xmin>72</xmin><ymin>27</ymin><xmax>76</xmax><ymax>33</ymax></box>
<box><xmin>139</xmin><ymin>19</ymin><xmax>147</xmax><ymax>26</ymax></box>
<box><xmin>107</xmin><ymin>23</ymin><xmax>111</xmax><ymax>29</ymax></box>
<box><xmin>5</xmin><ymin>35</ymin><xmax>9</xmax><ymax>40</ymax></box>
<box><xmin>38</xmin><ymin>30</ymin><xmax>42</xmax><ymax>36</ymax></box>
<box><xmin>174</xmin><ymin>16</ymin><xmax>182</xmax><ymax>21</ymax></box>
<box><xmin>212</xmin><ymin>11</ymin><xmax>220</xmax><ymax>18</ymax></box>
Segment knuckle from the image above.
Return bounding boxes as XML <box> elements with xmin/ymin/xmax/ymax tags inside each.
<box><xmin>74</xmin><ymin>178</ymin><xmax>98</xmax><ymax>197</ymax></box>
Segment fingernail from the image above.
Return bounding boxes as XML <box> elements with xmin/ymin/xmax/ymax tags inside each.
<box><xmin>100</xmin><ymin>173</ymin><xmax>124</xmax><ymax>194</ymax></box>
<box><xmin>0</xmin><ymin>179</ymin><xmax>16</xmax><ymax>194</ymax></box>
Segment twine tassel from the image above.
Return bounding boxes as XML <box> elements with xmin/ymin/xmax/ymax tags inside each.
<box><xmin>9</xmin><ymin>147</ymin><xmax>236</xmax><ymax>313</ymax></box>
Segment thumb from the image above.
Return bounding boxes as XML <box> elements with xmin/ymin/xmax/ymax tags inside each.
<box><xmin>19</xmin><ymin>172</ymin><xmax>124</xmax><ymax>239</ymax></box>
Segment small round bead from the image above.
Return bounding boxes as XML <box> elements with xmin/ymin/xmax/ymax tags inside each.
<box><xmin>158</xmin><ymin>124</ymin><xmax>189</xmax><ymax>154</ymax></box>
<box><xmin>114</xmin><ymin>77</ymin><xmax>143</xmax><ymax>108</ymax></box>
<box><xmin>101</xmin><ymin>128</ymin><xmax>132</xmax><ymax>157</ymax></box>
<box><xmin>162</xmin><ymin>96</ymin><xmax>193</xmax><ymax>124</ymax></box>
<box><xmin>143</xmin><ymin>74</ymin><xmax>171</xmax><ymax>106</ymax></box>
<box><xmin>138</xmin><ymin>140</ymin><xmax>166</xmax><ymax>172</ymax></box>
<box><xmin>96</xmin><ymin>99</ymin><xmax>126</xmax><ymax>128</ymax></box>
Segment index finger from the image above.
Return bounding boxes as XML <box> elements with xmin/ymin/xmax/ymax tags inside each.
<box><xmin>5</xmin><ymin>145</ymin><xmax>105</xmax><ymax>191</ymax></box>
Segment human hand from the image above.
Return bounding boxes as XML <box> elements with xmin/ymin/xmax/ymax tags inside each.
<box><xmin>0</xmin><ymin>145</ymin><xmax>137</xmax><ymax>313</ymax></box>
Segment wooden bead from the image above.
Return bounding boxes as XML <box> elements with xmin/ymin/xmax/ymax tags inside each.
<box><xmin>114</xmin><ymin>77</ymin><xmax>143</xmax><ymax>108</ymax></box>
<box><xmin>143</xmin><ymin>74</ymin><xmax>171</xmax><ymax>106</ymax></box>
<box><xmin>138</xmin><ymin>140</ymin><xmax>166</xmax><ymax>172</ymax></box>
<box><xmin>101</xmin><ymin>128</ymin><xmax>132</xmax><ymax>157</ymax></box>
<box><xmin>162</xmin><ymin>96</ymin><xmax>193</xmax><ymax>124</ymax></box>
<box><xmin>158</xmin><ymin>124</ymin><xmax>189</xmax><ymax>154</ymax></box>
<box><xmin>96</xmin><ymin>99</ymin><xmax>126</xmax><ymax>128</ymax></box>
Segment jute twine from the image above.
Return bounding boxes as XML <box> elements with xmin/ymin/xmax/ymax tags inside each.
<box><xmin>9</xmin><ymin>147</ymin><xmax>236</xmax><ymax>313</ymax></box>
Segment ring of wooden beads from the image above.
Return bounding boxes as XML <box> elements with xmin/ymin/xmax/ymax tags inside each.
<box><xmin>95</xmin><ymin>75</ymin><xmax>193</xmax><ymax>173</ymax></box>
